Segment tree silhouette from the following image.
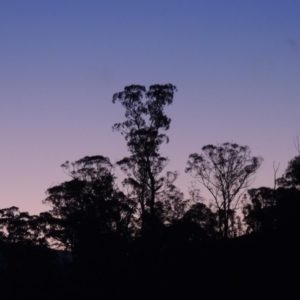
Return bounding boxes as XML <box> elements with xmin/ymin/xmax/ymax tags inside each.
<box><xmin>243</xmin><ymin>187</ymin><xmax>277</xmax><ymax>234</ymax></box>
<box><xmin>112</xmin><ymin>84</ymin><xmax>177</xmax><ymax>234</ymax></box>
<box><xmin>43</xmin><ymin>156</ymin><xmax>133</xmax><ymax>258</ymax></box>
<box><xmin>277</xmin><ymin>155</ymin><xmax>300</xmax><ymax>189</ymax></box>
<box><xmin>0</xmin><ymin>207</ymin><xmax>46</xmax><ymax>246</ymax></box>
<box><xmin>186</xmin><ymin>143</ymin><xmax>263</xmax><ymax>238</ymax></box>
<box><xmin>244</xmin><ymin>153</ymin><xmax>300</xmax><ymax>236</ymax></box>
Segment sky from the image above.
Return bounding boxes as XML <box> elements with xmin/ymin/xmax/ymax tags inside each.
<box><xmin>0</xmin><ymin>0</ymin><xmax>300</xmax><ymax>214</ymax></box>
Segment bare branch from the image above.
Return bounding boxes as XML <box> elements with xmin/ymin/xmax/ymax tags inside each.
<box><xmin>294</xmin><ymin>135</ymin><xmax>300</xmax><ymax>155</ymax></box>
<box><xmin>273</xmin><ymin>161</ymin><xmax>280</xmax><ymax>190</ymax></box>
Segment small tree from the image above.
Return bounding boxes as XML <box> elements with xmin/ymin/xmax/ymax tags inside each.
<box><xmin>186</xmin><ymin>143</ymin><xmax>263</xmax><ymax>238</ymax></box>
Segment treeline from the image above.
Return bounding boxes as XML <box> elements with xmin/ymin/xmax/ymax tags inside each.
<box><xmin>0</xmin><ymin>84</ymin><xmax>299</xmax><ymax>298</ymax></box>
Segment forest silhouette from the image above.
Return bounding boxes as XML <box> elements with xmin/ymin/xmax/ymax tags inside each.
<box><xmin>0</xmin><ymin>84</ymin><xmax>299</xmax><ymax>299</ymax></box>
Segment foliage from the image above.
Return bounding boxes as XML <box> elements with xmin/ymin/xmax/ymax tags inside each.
<box><xmin>186</xmin><ymin>143</ymin><xmax>263</xmax><ymax>238</ymax></box>
<box><xmin>244</xmin><ymin>155</ymin><xmax>300</xmax><ymax>235</ymax></box>
<box><xmin>277</xmin><ymin>155</ymin><xmax>300</xmax><ymax>189</ymax></box>
<box><xmin>0</xmin><ymin>207</ymin><xmax>46</xmax><ymax>245</ymax></box>
<box><xmin>43</xmin><ymin>156</ymin><xmax>134</xmax><ymax>255</ymax></box>
<box><xmin>243</xmin><ymin>187</ymin><xmax>277</xmax><ymax>233</ymax></box>
<box><xmin>112</xmin><ymin>84</ymin><xmax>178</xmax><ymax>232</ymax></box>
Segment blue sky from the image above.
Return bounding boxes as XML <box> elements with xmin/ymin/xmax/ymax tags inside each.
<box><xmin>0</xmin><ymin>0</ymin><xmax>300</xmax><ymax>213</ymax></box>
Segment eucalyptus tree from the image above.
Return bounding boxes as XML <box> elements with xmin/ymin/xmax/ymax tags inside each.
<box><xmin>0</xmin><ymin>207</ymin><xmax>47</xmax><ymax>245</ymax></box>
<box><xmin>245</xmin><ymin>149</ymin><xmax>300</xmax><ymax>234</ymax></box>
<box><xmin>243</xmin><ymin>187</ymin><xmax>277</xmax><ymax>234</ymax></box>
<box><xmin>112</xmin><ymin>84</ymin><xmax>177</xmax><ymax>232</ymax></box>
<box><xmin>186</xmin><ymin>143</ymin><xmax>263</xmax><ymax>238</ymax></box>
<box><xmin>43</xmin><ymin>156</ymin><xmax>133</xmax><ymax>256</ymax></box>
<box><xmin>277</xmin><ymin>155</ymin><xmax>300</xmax><ymax>189</ymax></box>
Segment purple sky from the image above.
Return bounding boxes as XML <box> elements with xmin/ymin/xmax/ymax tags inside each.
<box><xmin>1</xmin><ymin>0</ymin><xmax>300</xmax><ymax>214</ymax></box>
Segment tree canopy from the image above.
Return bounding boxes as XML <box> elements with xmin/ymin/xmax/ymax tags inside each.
<box><xmin>186</xmin><ymin>143</ymin><xmax>263</xmax><ymax>238</ymax></box>
<box><xmin>112</xmin><ymin>84</ymin><xmax>178</xmax><ymax>234</ymax></box>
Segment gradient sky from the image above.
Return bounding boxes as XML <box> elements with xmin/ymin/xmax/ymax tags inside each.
<box><xmin>1</xmin><ymin>0</ymin><xmax>300</xmax><ymax>214</ymax></box>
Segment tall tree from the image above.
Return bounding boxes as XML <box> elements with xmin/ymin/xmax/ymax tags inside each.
<box><xmin>112</xmin><ymin>84</ymin><xmax>177</xmax><ymax>233</ymax></box>
<box><xmin>186</xmin><ymin>143</ymin><xmax>263</xmax><ymax>238</ymax></box>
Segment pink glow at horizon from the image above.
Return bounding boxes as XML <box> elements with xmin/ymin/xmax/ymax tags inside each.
<box><xmin>0</xmin><ymin>1</ymin><xmax>299</xmax><ymax>214</ymax></box>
